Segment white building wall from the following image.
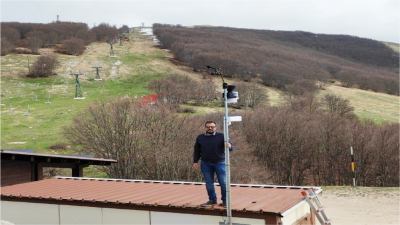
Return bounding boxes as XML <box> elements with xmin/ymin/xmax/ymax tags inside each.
<box><xmin>1</xmin><ymin>201</ymin><xmax>59</xmax><ymax>224</ymax></box>
<box><xmin>1</xmin><ymin>200</ymin><xmax>265</xmax><ymax>225</ymax></box>
<box><xmin>280</xmin><ymin>201</ymin><xmax>310</xmax><ymax>225</ymax></box>
<box><xmin>102</xmin><ymin>208</ymin><xmax>149</xmax><ymax>224</ymax></box>
<box><xmin>151</xmin><ymin>211</ymin><xmax>265</xmax><ymax>225</ymax></box>
<box><xmin>59</xmin><ymin>205</ymin><xmax>102</xmax><ymax>224</ymax></box>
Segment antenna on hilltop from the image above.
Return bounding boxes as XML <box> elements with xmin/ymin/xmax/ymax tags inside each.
<box><xmin>56</xmin><ymin>15</ymin><xmax>60</xmax><ymax>22</ymax></box>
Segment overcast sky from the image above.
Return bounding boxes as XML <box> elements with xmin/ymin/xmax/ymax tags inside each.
<box><xmin>1</xmin><ymin>0</ymin><xmax>399</xmax><ymax>43</ymax></box>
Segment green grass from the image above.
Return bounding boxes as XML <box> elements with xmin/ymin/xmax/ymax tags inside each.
<box><xmin>257</xmin><ymin>82</ymin><xmax>399</xmax><ymax>124</ymax></box>
<box><xmin>1</xmin><ymin>74</ymin><xmax>160</xmax><ymax>151</ymax></box>
<box><xmin>120</xmin><ymin>52</ymin><xmax>166</xmax><ymax>65</ymax></box>
<box><xmin>1</xmin><ymin>34</ymin><xmax>167</xmax><ymax>152</ymax></box>
<box><xmin>318</xmin><ymin>85</ymin><xmax>400</xmax><ymax>124</ymax></box>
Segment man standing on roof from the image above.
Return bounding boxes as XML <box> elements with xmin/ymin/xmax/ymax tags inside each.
<box><xmin>192</xmin><ymin>121</ymin><xmax>233</xmax><ymax>207</ymax></box>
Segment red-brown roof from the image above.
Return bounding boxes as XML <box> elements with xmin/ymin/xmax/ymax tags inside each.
<box><xmin>1</xmin><ymin>177</ymin><xmax>317</xmax><ymax>217</ymax></box>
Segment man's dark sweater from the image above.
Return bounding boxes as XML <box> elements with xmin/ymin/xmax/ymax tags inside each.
<box><xmin>193</xmin><ymin>132</ymin><xmax>232</xmax><ymax>163</ymax></box>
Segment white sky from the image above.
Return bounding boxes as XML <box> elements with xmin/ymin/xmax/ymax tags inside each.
<box><xmin>1</xmin><ymin>0</ymin><xmax>399</xmax><ymax>43</ymax></box>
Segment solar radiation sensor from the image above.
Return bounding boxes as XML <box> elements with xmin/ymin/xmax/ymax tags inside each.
<box><xmin>225</xmin><ymin>85</ymin><xmax>239</xmax><ymax>104</ymax></box>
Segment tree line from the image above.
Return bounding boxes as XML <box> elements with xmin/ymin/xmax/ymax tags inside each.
<box><xmin>153</xmin><ymin>24</ymin><xmax>399</xmax><ymax>95</ymax></box>
<box><xmin>242</xmin><ymin>95</ymin><xmax>399</xmax><ymax>186</ymax></box>
<box><xmin>65</xmin><ymin>74</ymin><xmax>399</xmax><ymax>187</ymax></box>
<box><xmin>1</xmin><ymin>22</ymin><xmax>128</xmax><ymax>56</ymax></box>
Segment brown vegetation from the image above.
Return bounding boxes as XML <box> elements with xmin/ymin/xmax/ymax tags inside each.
<box><xmin>234</xmin><ymin>82</ymin><xmax>268</xmax><ymax>108</ymax></box>
<box><xmin>153</xmin><ymin>24</ymin><xmax>399</xmax><ymax>95</ymax></box>
<box><xmin>56</xmin><ymin>38</ymin><xmax>86</xmax><ymax>55</ymax></box>
<box><xmin>65</xmin><ymin>99</ymin><xmax>202</xmax><ymax>181</ymax></box>
<box><xmin>242</xmin><ymin>95</ymin><xmax>399</xmax><ymax>186</ymax></box>
<box><xmin>1</xmin><ymin>22</ymin><xmax>123</xmax><ymax>56</ymax></box>
<box><xmin>27</xmin><ymin>54</ymin><xmax>59</xmax><ymax>78</ymax></box>
<box><xmin>64</xmin><ymin>98</ymin><xmax>262</xmax><ymax>183</ymax></box>
<box><xmin>65</xmin><ymin>93</ymin><xmax>399</xmax><ymax>187</ymax></box>
<box><xmin>149</xmin><ymin>74</ymin><xmax>217</xmax><ymax>106</ymax></box>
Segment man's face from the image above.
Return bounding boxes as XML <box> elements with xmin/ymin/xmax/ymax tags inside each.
<box><xmin>205</xmin><ymin>123</ymin><xmax>217</xmax><ymax>134</ymax></box>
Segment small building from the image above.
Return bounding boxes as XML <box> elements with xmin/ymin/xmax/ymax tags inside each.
<box><xmin>1</xmin><ymin>177</ymin><xmax>318</xmax><ymax>225</ymax></box>
<box><xmin>1</xmin><ymin>150</ymin><xmax>117</xmax><ymax>186</ymax></box>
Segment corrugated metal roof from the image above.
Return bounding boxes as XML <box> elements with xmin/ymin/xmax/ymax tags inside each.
<box><xmin>1</xmin><ymin>177</ymin><xmax>317</xmax><ymax>217</ymax></box>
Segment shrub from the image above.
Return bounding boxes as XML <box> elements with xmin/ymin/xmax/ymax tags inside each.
<box><xmin>149</xmin><ymin>74</ymin><xmax>217</xmax><ymax>106</ymax></box>
<box><xmin>177</xmin><ymin>106</ymin><xmax>196</xmax><ymax>113</ymax></box>
<box><xmin>286</xmin><ymin>79</ymin><xmax>318</xmax><ymax>97</ymax></box>
<box><xmin>57</xmin><ymin>38</ymin><xmax>86</xmax><ymax>55</ymax></box>
<box><xmin>235</xmin><ymin>82</ymin><xmax>268</xmax><ymax>108</ymax></box>
<box><xmin>27</xmin><ymin>54</ymin><xmax>58</xmax><ymax>77</ymax></box>
<box><xmin>321</xmin><ymin>94</ymin><xmax>355</xmax><ymax>118</ymax></box>
<box><xmin>25</xmin><ymin>31</ymin><xmax>46</xmax><ymax>53</ymax></box>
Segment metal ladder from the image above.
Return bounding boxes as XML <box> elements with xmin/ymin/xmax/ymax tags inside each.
<box><xmin>301</xmin><ymin>188</ymin><xmax>331</xmax><ymax>225</ymax></box>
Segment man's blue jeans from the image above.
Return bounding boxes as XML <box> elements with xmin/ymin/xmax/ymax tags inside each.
<box><xmin>201</xmin><ymin>160</ymin><xmax>227</xmax><ymax>203</ymax></box>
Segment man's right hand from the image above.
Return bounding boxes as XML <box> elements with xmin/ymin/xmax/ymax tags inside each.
<box><xmin>192</xmin><ymin>163</ymin><xmax>199</xmax><ymax>170</ymax></box>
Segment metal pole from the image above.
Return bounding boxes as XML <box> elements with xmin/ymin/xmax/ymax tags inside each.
<box><xmin>350</xmin><ymin>146</ymin><xmax>356</xmax><ymax>187</ymax></box>
<box><xmin>75</xmin><ymin>74</ymin><xmax>79</xmax><ymax>98</ymax></box>
<box><xmin>74</xmin><ymin>73</ymin><xmax>83</xmax><ymax>99</ymax></box>
<box><xmin>223</xmin><ymin>84</ymin><xmax>232</xmax><ymax>225</ymax></box>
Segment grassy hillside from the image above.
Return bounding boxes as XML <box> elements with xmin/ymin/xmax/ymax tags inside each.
<box><xmin>0</xmin><ymin>31</ymin><xmax>169</xmax><ymax>151</ymax></box>
<box><xmin>1</xmin><ymin>30</ymin><xmax>399</xmax><ymax>154</ymax></box>
<box><xmin>211</xmin><ymin>78</ymin><xmax>399</xmax><ymax>124</ymax></box>
<box><xmin>319</xmin><ymin>84</ymin><xmax>399</xmax><ymax>123</ymax></box>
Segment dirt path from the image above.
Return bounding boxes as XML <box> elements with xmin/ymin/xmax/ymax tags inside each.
<box><xmin>319</xmin><ymin>187</ymin><xmax>400</xmax><ymax>225</ymax></box>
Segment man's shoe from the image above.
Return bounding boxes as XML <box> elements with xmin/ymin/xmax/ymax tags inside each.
<box><xmin>200</xmin><ymin>200</ymin><xmax>217</xmax><ymax>207</ymax></box>
<box><xmin>219</xmin><ymin>202</ymin><xmax>227</xmax><ymax>207</ymax></box>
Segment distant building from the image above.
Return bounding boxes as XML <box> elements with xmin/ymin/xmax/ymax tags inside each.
<box><xmin>1</xmin><ymin>150</ymin><xmax>117</xmax><ymax>186</ymax></box>
<box><xmin>1</xmin><ymin>177</ymin><xmax>318</xmax><ymax>225</ymax></box>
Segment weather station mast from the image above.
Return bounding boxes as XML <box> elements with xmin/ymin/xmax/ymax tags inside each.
<box><xmin>207</xmin><ymin>65</ymin><xmax>241</xmax><ymax>225</ymax></box>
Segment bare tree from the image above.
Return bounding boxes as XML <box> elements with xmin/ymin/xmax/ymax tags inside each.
<box><xmin>65</xmin><ymin>98</ymin><xmax>202</xmax><ymax>181</ymax></box>
<box><xmin>242</xmin><ymin>102</ymin><xmax>399</xmax><ymax>187</ymax></box>
<box><xmin>286</xmin><ymin>79</ymin><xmax>318</xmax><ymax>97</ymax></box>
<box><xmin>322</xmin><ymin>94</ymin><xmax>354</xmax><ymax>118</ymax></box>
<box><xmin>57</xmin><ymin>38</ymin><xmax>86</xmax><ymax>55</ymax></box>
<box><xmin>149</xmin><ymin>74</ymin><xmax>217</xmax><ymax>106</ymax></box>
<box><xmin>235</xmin><ymin>82</ymin><xmax>268</xmax><ymax>108</ymax></box>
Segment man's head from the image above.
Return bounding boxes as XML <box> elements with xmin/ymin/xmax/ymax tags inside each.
<box><xmin>205</xmin><ymin>121</ymin><xmax>217</xmax><ymax>134</ymax></box>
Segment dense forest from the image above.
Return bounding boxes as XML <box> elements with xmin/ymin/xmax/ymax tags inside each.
<box><xmin>153</xmin><ymin>24</ymin><xmax>399</xmax><ymax>95</ymax></box>
<box><xmin>1</xmin><ymin>22</ymin><xmax>128</xmax><ymax>56</ymax></box>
